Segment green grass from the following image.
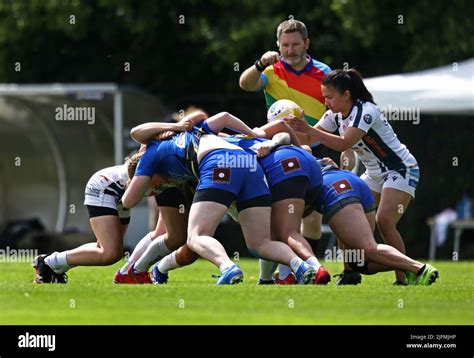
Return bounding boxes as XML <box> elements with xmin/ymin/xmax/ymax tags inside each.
<box><xmin>0</xmin><ymin>259</ymin><xmax>472</xmax><ymax>325</ymax></box>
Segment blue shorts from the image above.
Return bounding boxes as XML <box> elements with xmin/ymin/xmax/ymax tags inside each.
<box><xmin>197</xmin><ymin>149</ymin><xmax>270</xmax><ymax>205</ymax></box>
<box><xmin>259</xmin><ymin>146</ymin><xmax>322</xmax><ymax>190</ymax></box>
<box><xmin>313</xmin><ymin>169</ymin><xmax>375</xmax><ymax>220</ymax></box>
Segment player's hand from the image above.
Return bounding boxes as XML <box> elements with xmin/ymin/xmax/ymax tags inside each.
<box><xmin>252</xmin><ymin>127</ymin><xmax>267</xmax><ymax>138</ymax></box>
<box><xmin>260</xmin><ymin>51</ymin><xmax>279</xmax><ymax>67</ymax></box>
<box><xmin>254</xmin><ymin>142</ymin><xmax>274</xmax><ymax>157</ymax></box>
<box><xmin>155</xmin><ymin>131</ymin><xmax>176</xmax><ymax>141</ymax></box>
<box><xmin>321</xmin><ymin>157</ymin><xmax>338</xmax><ymax>168</ymax></box>
<box><xmin>176</xmin><ymin>118</ymin><xmax>193</xmax><ymax>132</ymax></box>
<box><xmin>286</xmin><ymin>115</ymin><xmax>311</xmax><ymax>133</ymax></box>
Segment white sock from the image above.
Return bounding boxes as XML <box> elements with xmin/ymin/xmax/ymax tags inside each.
<box><xmin>158</xmin><ymin>251</ymin><xmax>179</xmax><ymax>274</ymax></box>
<box><xmin>134</xmin><ymin>235</ymin><xmax>171</xmax><ymax>272</ymax></box>
<box><xmin>119</xmin><ymin>233</ymin><xmax>153</xmax><ymax>274</ymax></box>
<box><xmin>278</xmin><ymin>264</ymin><xmax>293</xmax><ymax>280</ymax></box>
<box><xmin>289</xmin><ymin>257</ymin><xmax>304</xmax><ymax>273</ymax></box>
<box><xmin>259</xmin><ymin>259</ymin><xmax>277</xmax><ymax>280</ymax></box>
<box><xmin>45</xmin><ymin>251</ymin><xmax>72</xmax><ymax>274</ymax></box>
<box><xmin>219</xmin><ymin>260</ymin><xmax>235</xmax><ymax>273</ymax></box>
<box><xmin>306</xmin><ymin>256</ymin><xmax>322</xmax><ymax>271</ymax></box>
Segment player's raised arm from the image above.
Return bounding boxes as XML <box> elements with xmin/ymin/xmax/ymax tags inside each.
<box><xmin>130</xmin><ymin>110</ymin><xmax>208</xmax><ymax>145</ymax></box>
<box><xmin>258</xmin><ymin>119</ymin><xmax>302</xmax><ymax>146</ymax></box>
<box><xmin>204</xmin><ymin>111</ymin><xmax>264</xmax><ymax>138</ymax></box>
<box><xmin>239</xmin><ymin>51</ymin><xmax>279</xmax><ymax>92</ymax></box>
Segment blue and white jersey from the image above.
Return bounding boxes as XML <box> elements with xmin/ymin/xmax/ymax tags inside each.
<box><xmin>316</xmin><ymin>159</ymin><xmax>339</xmax><ymax>174</ymax></box>
<box><xmin>134</xmin><ymin>121</ymin><xmax>229</xmax><ymax>182</ymax></box>
<box><xmin>220</xmin><ymin>135</ymin><xmax>267</xmax><ymax>155</ymax></box>
<box><xmin>135</xmin><ymin>132</ymin><xmax>198</xmax><ymax>182</ymax></box>
<box><xmin>317</xmin><ymin>100</ymin><xmax>417</xmax><ymax>176</ymax></box>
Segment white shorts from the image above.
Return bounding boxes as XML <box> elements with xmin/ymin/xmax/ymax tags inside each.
<box><xmin>360</xmin><ymin>166</ymin><xmax>420</xmax><ymax>199</ymax></box>
<box><xmin>84</xmin><ymin>187</ymin><xmax>131</xmax><ymax>220</ymax></box>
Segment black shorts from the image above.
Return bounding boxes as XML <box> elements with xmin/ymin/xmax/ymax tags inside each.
<box><xmin>155</xmin><ymin>187</ymin><xmax>185</xmax><ymax>208</ymax></box>
<box><xmin>155</xmin><ymin>184</ymin><xmax>196</xmax><ymax>209</ymax></box>
<box><xmin>193</xmin><ymin>188</ymin><xmax>271</xmax><ymax>212</ymax></box>
<box><xmin>86</xmin><ymin>205</ymin><xmax>131</xmax><ymax>225</ymax></box>
<box><xmin>269</xmin><ymin>176</ymin><xmax>307</xmax><ymax>203</ymax></box>
<box><xmin>269</xmin><ymin>176</ymin><xmax>320</xmax><ymax>206</ymax></box>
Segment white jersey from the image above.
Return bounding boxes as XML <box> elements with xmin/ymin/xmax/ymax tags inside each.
<box><xmin>84</xmin><ymin>164</ymin><xmax>128</xmax><ymax>209</ymax></box>
<box><xmin>317</xmin><ymin>100</ymin><xmax>417</xmax><ymax>176</ymax></box>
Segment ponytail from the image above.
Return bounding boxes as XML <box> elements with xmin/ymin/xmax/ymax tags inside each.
<box><xmin>322</xmin><ymin>68</ymin><xmax>375</xmax><ymax>104</ymax></box>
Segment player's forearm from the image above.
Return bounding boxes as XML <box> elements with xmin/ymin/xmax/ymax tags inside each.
<box><xmin>122</xmin><ymin>189</ymin><xmax>142</xmax><ymax>209</ymax></box>
<box><xmin>271</xmin><ymin>132</ymin><xmax>291</xmax><ymax>146</ymax></box>
<box><xmin>260</xmin><ymin>121</ymin><xmax>302</xmax><ymax>146</ymax></box>
<box><xmin>130</xmin><ymin>122</ymin><xmax>180</xmax><ymax>144</ymax></box>
<box><xmin>122</xmin><ymin>177</ymin><xmax>151</xmax><ymax>208</ymax></box>
<box><xmin>239</xmin><ymin>66</ymin><xmax>262</xmax><ymax>92</ymax></box>
<box><xmin>308</xmin><ymin>127</ymin><xmax>351</xmax><ymax>152</ymax></box>
<box><xmin>340</xmin><ymin>149</ymin><xmax>356</xmax><ymax>170</ymax></box>
<box><xmin>206</xmin><ymin>112</ymin><xmax>259</xmax><ymax>137</ymax></box>
<box><xmin>184</xmin><ymin>111</ymin><xmax>208</xmax><ymax>125</ymax></box>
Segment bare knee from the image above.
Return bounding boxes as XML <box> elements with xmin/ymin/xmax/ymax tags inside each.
<box><xmin>178</xmin><ymin>246</ymin><xmax>199</xmax><ymax>265</ymax></box>
<box><xmin>186</xmin><ymin>235</ymin><xmax>199</xmax><ymax>251</ymax></box>
<box><xmin>273</xmin><ymin>230</ymin><xmax>290</xmax><ymax>243</ymax></box>
<box><xmin>99</xmin><ymin>248</ymin><xmax>122</xmax><ymax>265</ymax></box>
<box><xmin>362</xmin><ymin>243</ymin><xmax>378</xmax><ymax>260</ymax></box>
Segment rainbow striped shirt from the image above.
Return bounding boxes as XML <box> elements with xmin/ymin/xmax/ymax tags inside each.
<box><xmin>260</xmin><ymin>55</ymin><xmax>331</xmax><ymax>125</ymax></box>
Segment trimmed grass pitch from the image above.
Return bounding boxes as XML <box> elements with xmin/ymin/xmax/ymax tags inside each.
<box><xmin>0</xmin><ymin>259</ymin><xmax>472</xmax><ymax>325</ymax></box>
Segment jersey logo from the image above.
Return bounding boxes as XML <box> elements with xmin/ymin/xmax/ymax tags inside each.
<box><xmin>391</xmin><ymin>175</ymin><xmax>398</xmax><ymax>182</ymax></box>
<box><xmin>409</xmin><ymin>179</ymin><xmax>418</xmax><ymax>188</ymax></box>
<box><xmin>212</xmin><ymin>168</ymin><xmax>231</xmax><ymax>183</ymax></box>
<box><xmin>174</xmin><ymin>133</ymin><xmax>186</xmax><ymax>148</ymax></box>
<box><xmin>281</xmin><ymin>157</ymin><xmax>301</xmax><ymax>173</ymax></box>
<box><xmin>363</xmin><ymin>114</ymin><xmax>372</xmax><ymax>124</ymax></box>
<box><xmin>331</xmin><ymin>179</ymin><xmax>353</xmax><ymax>194</ymax></box>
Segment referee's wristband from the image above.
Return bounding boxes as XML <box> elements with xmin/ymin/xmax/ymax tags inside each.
<box><xmin>254</xmin><ymin>60</ymin><xmax>266</xmax><ymax>72</ymax></box>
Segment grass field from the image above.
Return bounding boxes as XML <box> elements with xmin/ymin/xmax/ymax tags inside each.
<box><xmin>0</xmin><ymin>259</ymin><xmax>472</xmax><ymax>325</ymax></box>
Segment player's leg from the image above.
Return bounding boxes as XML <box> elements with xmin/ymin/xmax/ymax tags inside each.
<box><xmin>117</xmin><ymin>211</ymin><xmax>164</xmax><ymax>276</ymax></box>
<box><xmin>133</xmin><ymin>206</ymin><xmax>187</xmax><ymax>272</ymax></box>
<box><xmin>329</xmin><ymin>203</ymin><xmax>436</xmax><ymax>281</ymax></box>
<box><xmin>333</xmin><ymin>173</ymin><xmax>379</xmax><ymax>285</ymax></box>
<box><xmin>301</xmin><ymin>210</ymin><xmax>322</xmax><ymax>239</ymax></box>
<box><xmin>271</xmin><ymin>198</ymin><xmax>329</xmax><ymax>284</ymax></box>
<box><xmin>67</xmin><ymin>215</ymin><xmax>124</xmax><ymax>266</ymax></box>
<box><xmin>152</xmin><ymin>244</ymin><xmax>199</xmax><ymax>284</ymax></box>
<box><xmin>35</xmin><ymin>210</ymin><xmax>125</xmax><ymax>284</ymax></box>
<box><xmin>186</xmin><ymin>188</ymin><xmax>243</xmax><ymax>285</ymax></box>
<box><xmin>376</xmin><ymin>187</ymin><xmax>412</xmax><ymax>283</ymax></box>
<box><xmin>239</xmin><ymin>206</ymin><xmax>315</xmax><ymax>285</ymax></box>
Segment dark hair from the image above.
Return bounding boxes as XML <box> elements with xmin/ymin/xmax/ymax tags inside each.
<box><xmin>322</xmin><ymin>68</ymin><xmax>375</xmax><ymax>104</ymax></box>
